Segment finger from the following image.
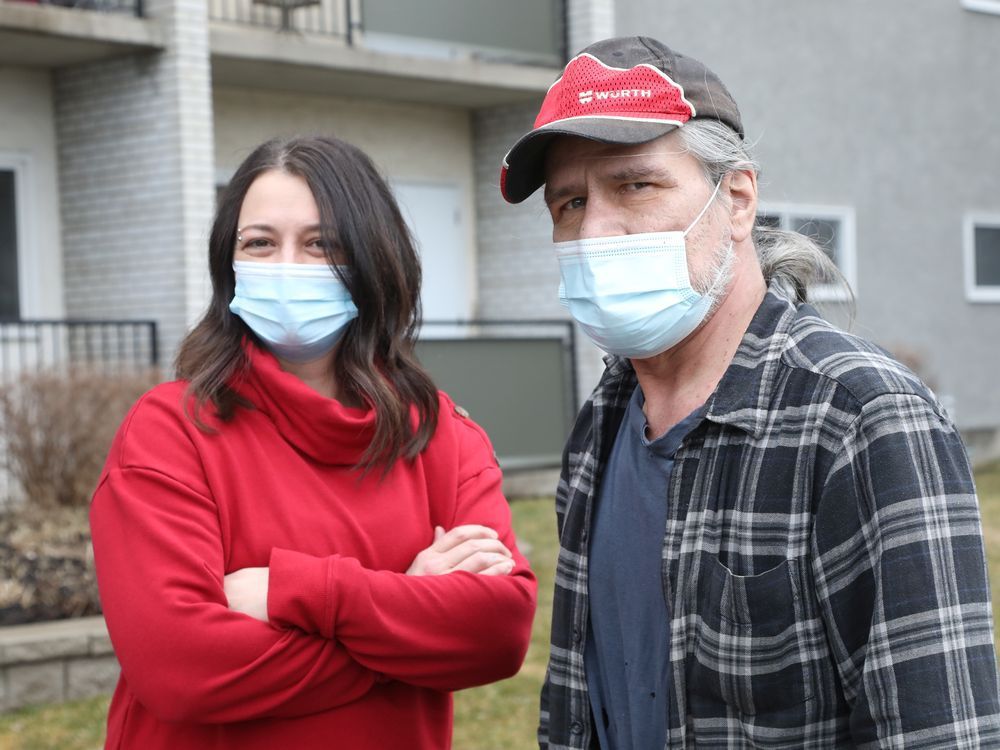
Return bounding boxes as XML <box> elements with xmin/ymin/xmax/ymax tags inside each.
<box><xmin>431</xmin><ymin>524</ymin><xmax>500</xmax><ymax>553</ymax></box>
<box><xmin>475</xmin><ymin>558</ymin><xmax>516</xmax><ymax>576</ymax></box>
<box><xmin>437</xmin><ymin>538</ymin><xmax>512</xmax><ymax>570</ymax></box>
<box><xmin>434</xmin><ymin>525</ymin><xmax>445</xmax><ymax>542</ymax></box>
<box><xmin>450</xmin><ymin>551</ymin><xmax>515</xmax><ymax>575</ymax></box>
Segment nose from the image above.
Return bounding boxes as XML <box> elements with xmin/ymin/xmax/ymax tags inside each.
<box><xmin>277</xmin><ymin>242</ymin><xmax>317</xmax><ymax>264</ymax></box>
<box><xmin>577</xmin><ymin>196</ymin><xmax>627</xmax><ymax>240</ymax></box>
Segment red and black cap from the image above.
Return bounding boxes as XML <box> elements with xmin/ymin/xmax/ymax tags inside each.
<box><xmin>500</xmin><ymin>36</ymin><xmax>744</xmax><ymax>204</ymax></box>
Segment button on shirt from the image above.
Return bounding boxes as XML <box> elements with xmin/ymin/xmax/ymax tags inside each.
<box><xmin>585</xmin><ymin>384</ymin><xmax>703</xmax><ymax>750</ymax></box>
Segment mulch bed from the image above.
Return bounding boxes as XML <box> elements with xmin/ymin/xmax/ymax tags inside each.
<box><xmin>0</xmin><ymin>504</ymin><xmax>102</xmax><ymax>627</ymax></box>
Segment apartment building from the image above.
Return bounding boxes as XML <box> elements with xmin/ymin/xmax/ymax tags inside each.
<box><xmin>1</xmin><ymin>0</ymin><xmax>998</xmax><ymax>461</ymax></box>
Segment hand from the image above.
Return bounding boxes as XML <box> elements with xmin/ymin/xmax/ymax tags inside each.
<box><xmin>406</xmin><ymin>525</ymin><xmax>514</xmax><ymax>577</ymax></box>
<box><xmin>223</xmin><ymin>567</ymin><xmax>270</xmax><ymax>623</ymax></box>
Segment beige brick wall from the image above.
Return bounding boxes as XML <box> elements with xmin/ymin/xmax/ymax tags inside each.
<box><xmin>53</xmin><ymin>0</ymin><xmax>215</xmax><ymax>368</ymax></box>
<box><xmin>566</xmin><ymin>0</ymin><xmax>615</xmax><ymax>55</ymax></box>
<box><xmin>472</xmin><ymin>102</ymin><xmax>606</xmax><ymax>406</ymax></box>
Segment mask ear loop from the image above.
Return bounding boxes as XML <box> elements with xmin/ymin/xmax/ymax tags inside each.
<box><xmin>682</xmin><ymin>180</ymin><xmax>723</xmax><ymax>237</ymax></box>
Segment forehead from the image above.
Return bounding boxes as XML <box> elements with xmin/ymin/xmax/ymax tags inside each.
<box><xmin>542</xmin><ymin>131</ymin><xmax>699</xmax><ymax>185</ymax></box>
<box><xmin>239</xmin><ymin>170</ymin><xmax>318</xmax><ymax>218</ymax></box>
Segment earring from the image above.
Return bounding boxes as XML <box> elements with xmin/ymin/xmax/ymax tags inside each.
<box><xmin>237</xmin><ymin>232</ymin><xmax>243</xmax><ymax>243</ymax></box>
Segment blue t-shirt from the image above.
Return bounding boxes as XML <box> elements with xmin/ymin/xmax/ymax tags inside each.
<box><xmin>584</xmin><ymin>385</ymin><xmax>703</xmax><ymax>750</ymax></box>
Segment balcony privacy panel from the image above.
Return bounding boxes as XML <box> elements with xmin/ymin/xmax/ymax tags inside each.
<box><xmin>360</xmin><ymin>0</ymin><xmax>563</xmax><ymax>66</ymax></box>
<box><xmin>416</xmin><ymin>331</ymin><xmax>574</xmax><ymax>470</ymax></box>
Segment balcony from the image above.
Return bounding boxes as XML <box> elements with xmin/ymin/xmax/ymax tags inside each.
<box><xmin>208</xmin><ymin>0</ymin><xmax>564</xmax><ymax>107</ymax></box>
<box><xmin>0</xmin><ymin>0</ymin><xmax>163</xmax><ymax>67</ymax></box>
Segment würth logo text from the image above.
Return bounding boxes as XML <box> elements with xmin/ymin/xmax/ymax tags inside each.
<box><xmin>578</xmin><ymin>89</ymin><xmax>653</xmax><ymax>105</ymax></box>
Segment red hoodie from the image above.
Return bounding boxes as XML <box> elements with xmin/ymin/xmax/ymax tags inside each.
<box><xmin>90</xmin><ymin>344</ymin><xmax>537</xmax><ymax>749</ymax></box>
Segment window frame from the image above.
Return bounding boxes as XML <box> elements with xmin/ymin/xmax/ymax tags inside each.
<box><xmin>755</xmin><ymin>202</ymin><xmax>857</xmax><ymax>302</ymax></box>
<box><xmin>961</xmin><ymin>0</ymin><xmax>1000</xmax><ymax>15</ymax></box>
<box><xmin>0</xmin><ymin>152</ymin><xmax>34</xmax><ymax>320</ymax></box>
<box><xmin>963</xmin><ymin>213</ymin><xmax>1000</xmax><ymax>303</ymax></box>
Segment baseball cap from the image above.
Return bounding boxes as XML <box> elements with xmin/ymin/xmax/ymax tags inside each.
<box><xmin>500</xmin><ymin>36</ymin><xmax>744</xmax><ymax>204</ymax></box>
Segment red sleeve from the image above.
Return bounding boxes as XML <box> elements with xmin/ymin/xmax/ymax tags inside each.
<box><xmin>267</xmin><ymin>407</ymin><xmax>537</xmax><ymax>692</ymax></box>
<box><xmin>90</xmin><ymin>394</ymin><xmax>379</xmax><ymax>724</ymax></box>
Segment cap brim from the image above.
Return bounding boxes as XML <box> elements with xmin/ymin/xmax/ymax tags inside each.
<box><xmin>500</xmin><ymin>117</ymin><xmax>680</xmax><ymax>204</ymax></box>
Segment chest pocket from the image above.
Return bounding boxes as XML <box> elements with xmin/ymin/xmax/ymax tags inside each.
<box><xmin>687</xmin><ymin>554</ymin><xmax>816</xmax><ymax>720</ymax></box>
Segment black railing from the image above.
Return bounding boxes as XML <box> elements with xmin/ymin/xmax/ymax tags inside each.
<box><xmin>3</xmin><ymin>0</ymin><xmax>143</xmax><ymax>16</ymax></box>
<box><xmin>209</xmin><ymin>0</ymin><xmax>351</xmax><ymax>38</ymax></box>
<box><xmin>0</xmin><ymin>319</ymin><xmax>158</xmax><ymax>379</ymax></box>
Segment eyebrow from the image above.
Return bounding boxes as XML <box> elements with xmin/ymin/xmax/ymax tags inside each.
<box><xmin>543</xmin><ymin>182</ymin><xmax>582</xmax><ymax>206</ymax></box>
<box><xmin>544</xmin><ymin>163</ymin><xmax>679</xmax><ymax>205</ymax></box>
<box><xmin>607</xmin><ymin>165</ymin><xmax>677</xmax><ymax>184</ymax></box>
<box><xmin>237</xmin><ymin>223</ymin><xmax>325</xmax><ymax>234</ymax></box>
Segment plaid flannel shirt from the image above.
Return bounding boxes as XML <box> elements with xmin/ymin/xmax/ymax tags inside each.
<box><xmin>539</xmin><ymin>284</ymin><xmax>1000</xmax><ymax>749</ymax></box>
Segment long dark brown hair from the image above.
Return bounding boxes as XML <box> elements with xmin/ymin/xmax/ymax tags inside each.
<box><xmin>175</xmin><ymin>136</ymin><xmax>439</xmax><ymax>470</ymax></box>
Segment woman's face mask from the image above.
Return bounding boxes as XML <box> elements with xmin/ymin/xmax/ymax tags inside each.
<box><xmin>229</xmin><ymin>261</ymin><xmax>358</xmax><ymax>363</ymax></box>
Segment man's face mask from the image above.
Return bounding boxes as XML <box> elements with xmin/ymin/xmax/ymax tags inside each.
<box><xmin>554</xmin><ymin>181</ymin><xmax>726</xmax><ymax>359</ymax></box>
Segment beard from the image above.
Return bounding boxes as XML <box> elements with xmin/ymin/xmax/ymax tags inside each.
<box><xmin>691</xmin><ymin>238</ymin><xmax>736</xmax><ymax>316</ymax></box>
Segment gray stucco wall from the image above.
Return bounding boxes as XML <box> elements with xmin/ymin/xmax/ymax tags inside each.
<box><xmin>615</xmin><ymin>0</ymin><xmax>1000</xmax><ymax>430</ymax></box>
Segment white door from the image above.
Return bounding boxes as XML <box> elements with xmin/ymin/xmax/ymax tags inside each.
<box><xmin>391</xmin><ymin>181</ymin><xmax>472</xmax><ymax>325</ymax></box>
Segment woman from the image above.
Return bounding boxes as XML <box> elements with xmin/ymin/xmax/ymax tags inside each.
<box><xmin>90</xmin><ymin>136</ymin><xmax>537</xmax><ymax>749</ymax></box>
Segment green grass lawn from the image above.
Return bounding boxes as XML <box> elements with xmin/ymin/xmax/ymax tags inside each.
<box><xmin>0</xmin><ymin>497</ymin><xmax>557</xmax><ymax>750</ymax></box>
<box><xmin>4</xmin><ymin>466</ymin><xmax>1000</xmax><ymax>750</ymax></box>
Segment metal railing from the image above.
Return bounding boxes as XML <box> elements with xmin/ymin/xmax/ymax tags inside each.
<box><xmin>0</xmin><ymin>319</ymin><xmax>158</xmax><ymax>380</ymax></box>
<box><xmin>2</xmin><ymin>0</ymin><xmax>143</xmax><ymax>16</ymax></box>
<box><xmin>208</xmin><ymin>0</ymin><xmax>351</xmax><ymax>38</ymax></box>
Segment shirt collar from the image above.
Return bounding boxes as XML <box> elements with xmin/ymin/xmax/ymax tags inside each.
<box><xmin>702</xmin><ymin>282</ymin><xmax>799</xmax><ymax>439</ymax></box>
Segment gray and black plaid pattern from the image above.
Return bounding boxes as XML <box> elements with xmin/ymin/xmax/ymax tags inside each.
<box><xmin>539</xmin><ymin>285</ymin><xmax>1000</xmax><ymax>749</ymax></box>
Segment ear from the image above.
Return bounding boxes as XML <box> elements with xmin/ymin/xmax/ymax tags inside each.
<box><xmin>725</xmin><ymin>169</ymin><xmax>758</xmax><ymax>243</ymax></box>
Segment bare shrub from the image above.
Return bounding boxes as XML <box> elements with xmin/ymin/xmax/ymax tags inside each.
<box><xmin>0</xmin><ymin>368</ymin><xmax>159</xmax><ymax>509</ymax></box>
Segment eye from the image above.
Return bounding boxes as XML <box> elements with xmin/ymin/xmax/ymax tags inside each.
<box><xmin>622</xmin><ymin>181</ymin><xmax>652</xmax><ymax>192</ymax></box>
<box><xmin>238</xmin><ymin>237</ymin><xmax>275</xmax><ymax>254</ymax></box>
<box><xmin>563</xmin><ymin>196</ymin><xmax>586</xmax><ymax>212</ymax></box>
<box><xmin>306</xmin><ymin>236</ymin><xmax>340</xmax><ymax>255</ymax></box>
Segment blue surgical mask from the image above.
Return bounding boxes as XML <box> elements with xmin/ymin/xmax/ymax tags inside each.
<box><xmin>555</xmin><ymin>182</ymin><xmax>722</xmax><ymax>359</ymax></box>
<box><xmin>229</xmin><ymin>261</ymin><xmax>358</xmax><ymax>363</ymax></box>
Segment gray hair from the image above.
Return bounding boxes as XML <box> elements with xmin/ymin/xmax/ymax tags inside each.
<box><xmin>677</xmin><ymin>120</ymin><xmax>851</xmax><ymax>306</ymax></box>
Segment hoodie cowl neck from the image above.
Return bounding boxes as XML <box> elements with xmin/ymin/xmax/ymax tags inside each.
<box><xmin>233</xmin><ymin>342</ymin><xmax>376</xmax><ymax>466</ymax></box>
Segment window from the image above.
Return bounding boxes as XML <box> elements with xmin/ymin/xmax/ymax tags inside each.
<box><xmin>0</xmin><ymin>168</ymin><xmax>19</xmax><ymax>320</ymax></box>
<box><xmin>964</xmin><ymin>215</ymin><xmax>1000</xmax><ymax>302</ymax></box>
<box><xmin>756</xmin><ymin>203</ymin><xmax>857</xmax><ymax>301</ymax></box>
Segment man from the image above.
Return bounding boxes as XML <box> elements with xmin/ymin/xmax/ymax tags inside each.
<box><xmin>500</xmin><ymin>36</ymin><xmax>1000</xmax><ymax>748</ymax></box>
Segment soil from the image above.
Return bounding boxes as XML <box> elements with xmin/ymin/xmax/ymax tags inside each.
<box><xmin>0</xmin><ymin>504</ymin><xmax>102</xmax><ymax>626</ymax></box>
